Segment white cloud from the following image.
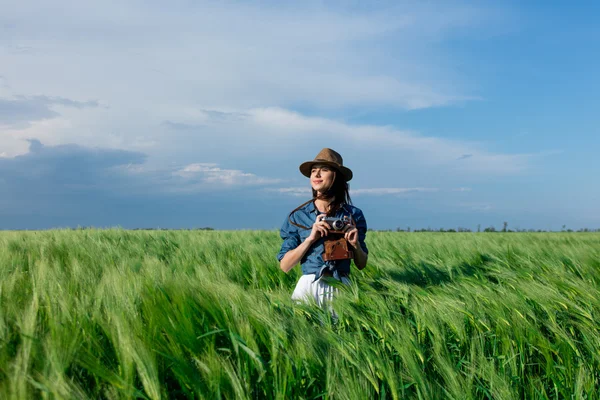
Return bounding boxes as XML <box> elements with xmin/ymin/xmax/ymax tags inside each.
<box><xmin>2</xmin><ymin>103</ymin><xmax>532</xmax><ymax>180</ymax></box>
<box><xmin>267</xmin><ymin>187</ymin><xmax>312</xmax><ymax>197</ymax></box>
<box><xmin>1</xmin><ymin>0</ymin><xmax>494</xmax><ymax>114</ymax></box>
<box><xmin>0</xmin><ymin>1</ymin><xmax>528</xmax><ymax>193</ymax></box>
<box><xmin>243</xmin><ymin>107</ymin><xmax>531</xmax><ymax>175</ymax></box>
<box><xmin>174</xmin><ymin>163</ymin><xmax>283</xmax><ymax>187</ymax></box>
<box><xmin>269</xmin><ymin>186</ymin><xmax>441</xmax><ymax>197</ymax></box>
<box><xmin>352</xmin><ymin>187</ymin><xmax>439</xmax><ymax>196</ymax></box>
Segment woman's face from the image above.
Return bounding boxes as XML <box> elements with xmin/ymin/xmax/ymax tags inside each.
<box><xmin>310</xmin><ymin>164</ymin><xmax>336</xmax><ymax>194</ymax></box>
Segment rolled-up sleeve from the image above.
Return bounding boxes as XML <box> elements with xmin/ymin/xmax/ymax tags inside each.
<box><xmin>353</xmin><ymin>209</ymin><xmax>369</xmax><ymax>255</ymax></box>
<box><xmin>276</xmin><ymin>217</ymin><xmax>301</xmax><ymax>262</ymax></box>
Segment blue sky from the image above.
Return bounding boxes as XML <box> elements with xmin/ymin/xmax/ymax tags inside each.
<box><xmin>0</xmin><ymin>0</ymin><xmax>598</xmax><ymax>231</ymax></box>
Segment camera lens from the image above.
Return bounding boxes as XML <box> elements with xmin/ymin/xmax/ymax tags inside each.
<box><xmin>333</xmin><ymin>220</ymin><xmax>344</xmax><ymax>230</ymax></box>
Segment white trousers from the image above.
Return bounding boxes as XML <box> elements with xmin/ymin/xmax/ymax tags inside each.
<box><xmin>291</xmin><ymin>274</ymin><xmax>351</xmax><ymax>307</ymax></box>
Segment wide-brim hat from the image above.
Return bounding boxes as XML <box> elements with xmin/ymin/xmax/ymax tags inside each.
<box><xmin>299</xmin><ymin>148</ymin><xmax>353</xmax><ymax>182</ymax></box>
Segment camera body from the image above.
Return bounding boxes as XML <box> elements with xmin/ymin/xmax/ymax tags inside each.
<box><xmin>322</xmin><ymin>215</ymin><xmax>351</xmax><ymax>233</ymax></box>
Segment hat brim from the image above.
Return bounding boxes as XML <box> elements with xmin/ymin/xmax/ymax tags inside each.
<box><xmin>299</xmin><ymin>161</ymin><xmax>353</xmax><ymax>182</ymax></box>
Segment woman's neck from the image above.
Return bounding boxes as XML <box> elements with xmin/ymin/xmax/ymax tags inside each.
<box><xmin>314</xmin><ymin>196</ymin><xmax>335</xmax><ymax>213</ymax></box>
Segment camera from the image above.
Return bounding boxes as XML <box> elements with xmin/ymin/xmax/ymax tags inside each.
<box><xmin>322</xmin><ymin>216</ymin><xmax>351</xmax><ymax>232</ymax></box>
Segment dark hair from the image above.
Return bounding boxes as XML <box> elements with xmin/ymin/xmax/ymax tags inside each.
<box><xmin>312</xmin><ymin>168</ymin><xmax>352</xmax><ymax>216</ymax></box>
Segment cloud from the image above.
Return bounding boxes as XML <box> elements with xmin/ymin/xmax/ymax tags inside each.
<box><xmin>1</xmin><ymin>0</ymin><xmax>498</xmax><ymax>112</ymax></box>
<box><xmin>0</xmin><ymin>139</ymin><xmax>284</xmax><ymax>214</ymax></box>
<box><xmin>0</xmin><ymin>1</ymin><xmax>522</xmax><ymax>175</ymax></box>
<box><xmin>351</xmin><ymin>187</ymin><xmax>439</xmax><ymax>196</ymax></box>
<box><xmin>268</xmin><ymin>187</ymin><xmax>440</xmax><ymax>197</ymax></box>
<box><xmin>452</xmin><ymin>187</ymin><xmax>472</xmax><ymax>192</ymax></box>
<box><xmin>0</xmin><ymin>75</ymin><xmax>8</xmax><ymax>90</ymax></box>
<box><xmin>1</xmin><ymin>101</ymin><xmax>531</xmax><ymax>186</ymax></box>
<box><xmin>457</xmin><ymin>154</ymin><xmax>472</xmax><ymax>160</ymax></box>
<box><xmin>0</xmin><ymin>139</ymin><xmax>146</xmax><ymax>187</ymax></box>
<box><xmin>173</xmin><ymin>163</ymin><xmax>283</xmax><ymax>188</ymax></box>
<box><xmin>162</xmin><ymin>110</ymin><xmax>249</xmax><ymax>131</ymax></box>
<box><xmin>181</xmin><ymin>106</ymin><xmax>531</xmax><ymax>175</ymax></box>
<box><xmin>0</xmin><ymin>95</ymin><xmax>98</xmax><ymax>128</ymax></box>
<box><xmin>266</xmin><ymin>187</ymin><xmax>312</xmax><ymax>197</ymax></box>
<box><xmin>0</xmin><ymin>140</ymin><xmax>288</xmax><ymax>229</ymax></box>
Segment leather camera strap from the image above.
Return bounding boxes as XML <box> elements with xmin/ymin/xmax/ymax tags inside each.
<box><xmin>287</xmin><ymin>198</ymin><xmax>315</xmax><ymax>230</ymax></box>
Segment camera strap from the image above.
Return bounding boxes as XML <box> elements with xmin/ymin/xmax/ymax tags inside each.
<box><xmin>287</xmin><ymin>198</ymin><xmax>317</xmax><ymax>230</ymax></box>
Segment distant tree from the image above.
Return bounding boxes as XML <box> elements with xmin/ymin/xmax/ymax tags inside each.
<box><xmin>484</xmin><ymin>226</ymin><xmax>496</xmax><ymax>232</ymax></box>
<box><xmin>502</xmin><ymin>221</ymin><xmax>508</xmax><ymax>232</ymax></box>
<box><xmin>477</xmin><ymin>224</ymin><xmax>481</xmax><ymax>233</ymax></box>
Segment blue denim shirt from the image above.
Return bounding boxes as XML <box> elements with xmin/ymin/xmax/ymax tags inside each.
<box><xmin>276</xmin><ymin>200</ymin><xmax>368</xmax><ymax>278</ymax></box>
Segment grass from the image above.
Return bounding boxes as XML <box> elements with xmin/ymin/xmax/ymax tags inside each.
<box><xmin>0</xmin><ymin>229</ymin><xmax>599</xmax><ymax>399</ymax></box>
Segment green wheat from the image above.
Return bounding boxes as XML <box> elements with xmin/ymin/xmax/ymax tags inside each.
<box><xmin>0</xmin><ymin>230</ymin><xmax>599</xmax><ymax>399</ymax></box>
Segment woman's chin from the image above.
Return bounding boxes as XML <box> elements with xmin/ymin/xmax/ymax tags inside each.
<box><xmin>314</xmin><ymin>189</ymin><xmax>331</xmax><ymax>197</ymax></box>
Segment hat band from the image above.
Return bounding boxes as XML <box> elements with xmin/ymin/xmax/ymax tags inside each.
<box><xmin>313</xmin><ymin>158</ymin><xmax>341</xmax><ymax>165</ymax></box>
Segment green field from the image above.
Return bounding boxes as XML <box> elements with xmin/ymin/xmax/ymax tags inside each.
<box><xmin>1</xmin><ymin>230</ymin><xmax>599</xmax><ymax>399</ymax></box>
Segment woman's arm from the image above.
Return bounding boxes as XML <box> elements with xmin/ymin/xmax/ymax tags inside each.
<box><xmin>345</xmin><ymin>208</ymin><xmax>369</xmax><ymax>270</ymax></box>
<box><xmin>279</xmin><ymin>237</ymin><xmax>316</xmax><ymax>273</ymax></box>
<box><xmin>353</xmin><ymin>245</ymin><xmax>368</xmax><ymax>270</ymax></box>
<box><xmin>279</xmin><ymin>214</ymin><xmax>331</xmax><ymax>273</ymax></box>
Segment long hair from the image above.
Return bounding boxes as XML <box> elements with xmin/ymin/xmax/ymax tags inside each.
<box><xmin>312</xmin><ymin>169</ymin><xmax>352</xmax><ymax>216</ymax></box>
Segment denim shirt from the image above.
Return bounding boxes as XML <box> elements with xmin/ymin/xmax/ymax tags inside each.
<box><xmin>276</xmin><ymin>200</ymin><xmax>368</xmax><ymax>278</ymax></box>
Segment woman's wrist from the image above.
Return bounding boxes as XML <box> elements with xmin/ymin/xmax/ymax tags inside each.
<box><xmin>352</xmin><ymin>244</ymin><xmax>367</xmax><ymax>269</ymax></box>
<box><xmin>304</xmin><ymin>236</ymin><xmax>316</xmax><ymax>246</ymax></box>
<box><xmin>353</xmin><ymin>244</ymin><xmax>365</xmax><ymax>256</ymax></box>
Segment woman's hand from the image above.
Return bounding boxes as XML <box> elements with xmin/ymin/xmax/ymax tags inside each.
<box><xmin>343</xmin><ymin>221</ymin><xmax>359</xmax><ymax>249</ymax></box>
<box><xmin>307</xmin><ymin>214</ymin><xmax>330</xmax><ymax>243</ymax></box>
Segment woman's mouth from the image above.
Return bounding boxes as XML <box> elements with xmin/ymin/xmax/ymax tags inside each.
<box><xmin>313</xmin><ymin>180</ymin><xmax>323</xmax><ymax>184</ymax></box>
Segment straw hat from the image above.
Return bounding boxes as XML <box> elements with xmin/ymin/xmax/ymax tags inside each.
<box><xmin>299</xmin><ymin>148</ymin><xmax>353</xmax><ymax>182</ymax></box>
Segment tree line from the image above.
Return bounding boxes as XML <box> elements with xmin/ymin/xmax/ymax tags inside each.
<box><xmin>372</xmin><ymin>222</ymin><xmax>600</xmax><ymax>233</ymax></box>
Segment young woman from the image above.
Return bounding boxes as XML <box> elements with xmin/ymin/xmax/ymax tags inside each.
<box><xmin>277</xmin><ymin>148</ymin><xmax>369</xmax><ymax>307</ymax></box>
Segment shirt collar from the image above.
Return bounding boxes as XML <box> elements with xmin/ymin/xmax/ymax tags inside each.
<box><xmin>305</xmin><ymin>200</ymin><xmax>317</xmax><ymax>214</ymax></box>
<box><xmin>305</xmin><ymin>199</ymin><xmax>332</xmax><ymax>215</ymax></box>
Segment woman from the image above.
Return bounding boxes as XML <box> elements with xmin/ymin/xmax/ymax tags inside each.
<box><xmin>277</xmin><ymin>148</ymin><xmax>369</xmax><ymax>308</ymax></box>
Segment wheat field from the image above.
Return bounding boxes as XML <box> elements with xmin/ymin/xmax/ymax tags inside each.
<box><xmin>0</xmin><ymin>229</ymin><xmax>599</xmax><ymax>399</ymax></box>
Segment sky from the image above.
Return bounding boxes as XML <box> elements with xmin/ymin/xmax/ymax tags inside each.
<box><xmin>0</xmin><ymin>0</ymin><xmax>599</xmax><ymax>231</ymax></box>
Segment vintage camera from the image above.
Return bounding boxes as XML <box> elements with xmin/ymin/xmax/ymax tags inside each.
<box><xmin>322</xmin><ymin>215</ymin><xmax>351</xmax><ymax>233</ymax></box>
<box><xmin>321</xmin><ymin>215</ymin><xmax>353</xmax><ymax>261</ymax></box>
